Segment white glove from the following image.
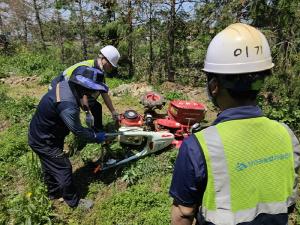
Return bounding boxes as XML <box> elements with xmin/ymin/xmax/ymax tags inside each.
<box><xmin>85</xmin><ymin>112</ymin><xmax>94</xmax><ymax>128</ymax></box>
<box><xmin>111</xmin><ymin>111</ymin><xmax>119</xmax><ymax>121</ymax></box>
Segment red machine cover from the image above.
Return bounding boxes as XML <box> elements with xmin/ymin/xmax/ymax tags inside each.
<box><xmin>168</xmin><ymin>100</ymin><xmax>206</xmax><ymax>125</ymax></box>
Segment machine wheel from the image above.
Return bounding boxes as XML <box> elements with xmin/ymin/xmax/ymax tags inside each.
<box><xmin>141</xmin><ymin>92</ymin><xmax>165</xmax><ymax>109</ymax></box>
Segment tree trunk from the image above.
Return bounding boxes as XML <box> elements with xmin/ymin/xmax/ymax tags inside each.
<box><xmin>127</xmin><ymin>0</ymin><xmax>134</xmax><ymax>78</ymax></box>
<box><xmin>23</xmin><ymin>19</ymin><xmax>28</xmax><ymax>44</ymax></box>
<box><xmin>104</xmin><ymin>1</ymin><xmax>116</xmax><ymax>22</ymax></box>
<box><xmin>148</xmin><ymin>1</ymin><xmax>153</xmax><ymax>83</ymax></box>
<box><xmin>78</xmin><ymin>0</ymin><xmax>88</xmax><ymax>59</ymax></box>
<box><xmin>167</xmin><ymin>0</ymin><xmax>175</xmax><ymax>82</ymax></box>
<box><xmin>33</xmin><ymin>0</ymin><xmax>46</xmax><ymax>50</ymax></box>
<box><xmin>55</xmin><ymin>4</ymin><xmax>65</xmax><ymax>63</ymax></box>
<box><xmin>0</xmin><ymin>15</ymin><xmax>3</xmax><ymax>33</ymax></box>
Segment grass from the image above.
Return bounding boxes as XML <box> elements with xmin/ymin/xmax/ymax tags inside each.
<box><xmin>0</xmin><ymin>75</ymin><xmax>179</xmax><ymax>225</ymax></box>
<box><xmin>0</xmin><ymin>58</ymin><xmax>299</xmax><ymax>224</ymax></box>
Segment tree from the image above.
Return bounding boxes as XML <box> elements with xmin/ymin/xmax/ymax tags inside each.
<box><xmin>136</xmin><ymin>0</ymin><xmax>160</xmax><ymax>82</ymax></box>
<box><xmin>32</xmin><ymin>0</ymin><xmax>47</xmax><ymax>49</ymax></box>
<box><xmin>54</xmin><ymin>0</ymin><xmax>66</xmax><ymax>63</ymax></box>
<box><xmin>126</xmin><ymin>0</ymin><xmax>134</xmax><ymax>78</ymax></box>
<box><xmin>71</xmin><ymin>0</ymin><xmax>88</xmax><ymax>59</ymax></box>
<box><xmin>167</xmin><ymin>0</ymin><xmax>176</xmax><ymax>82</ymax></box>
<box><xmin>6</xmin><ymin>0</ymin><xmax>31</xmax><ymax>44</ymax></box>
<box><xmin>161</xmin><ymin>0</ymin><xmax>198</xmax><ymax>82</ymax></box>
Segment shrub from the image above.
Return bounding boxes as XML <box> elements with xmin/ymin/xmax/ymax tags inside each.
<box><xmin>0</xmin><ymin>124</ymin><xmax>30</xmax><ymax>163</ymax></box>
<box><xmin>94</xmin><ymin>177</ymin><xmax>172</xmax><ymax>225</ymax></box>
<box><xmin>164</xmin><ymin>91</ymin><xmax>187</xmax><ymax>101</ymax></box>
<box><xmin>260</xmin><ymin>70</ymin><xmax>300</xmax><ymax>136</ymax></box>
<box><xmin>0</xmin><ymin>47</ymin><xmax>66</xmax><ymax>79</ymax></box>
<box><xmin>0</xmin><ymin>93</ymin><xmax>36</xmax><ymax>124</ymax></box>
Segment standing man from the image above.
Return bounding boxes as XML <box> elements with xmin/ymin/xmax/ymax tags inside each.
<box><xmin>50</xmin><ymin>45</ymin><xmax>121</xmax><ymax>130</ymax></box>
<box><xmin>170</xmin><ymin>23</ymin><xmax>300</xmax><ymax>225</ymax></box>
<box><xmin>29</xmin><ymin>66</ymin><xmax>109</xmax><ymax>209</ymax></box>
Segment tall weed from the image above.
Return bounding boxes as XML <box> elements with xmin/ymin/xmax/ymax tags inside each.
<box><xmin>260</xmin><ymin>70</ymin><xmax>300</xmax><ymax>136</ymax></box>
<box><xmin>1</xmin><ymin>153</ymin><xmax>57</xmax><ymax>225</ymax></box>
<box><xmin>0</xmin><ymin>47</ymin><xmax>66</xmax><ymax>81</ymax></box>
<box><xmin>0</xmin><ymin>124</ymin><xmax>30</xmax><ymax>163</ymax></box>
<box><xmin>0</xmin><ymin>85</ymin><xmax>36</xmax><ymax>124</ymax></box>
<box><xmin>93</xmin><ymin>176</ymin><xmax>172</xmax><ymax>225</ymax></box>
<box><xmin>122</xmin><ymin>150</ymin><xmax>177</xmax><ymax>186</ymax></box>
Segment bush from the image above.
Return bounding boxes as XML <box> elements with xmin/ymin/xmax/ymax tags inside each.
<box><xmin>164</xmin><ymin>91</ymin><xmax>188</xmax><ymax>101</ymax></box>
<box><xmin>0</xmin><ymin>91</ymin><xmax>36</xmax><ymax>124</ymax></box>
<box><xmin>0</xmin><ymin>124</ymin><xmax>30</xmax><ymax>163</ymax></box>
<box><xmin>106</xmin><ymin>77</ymin><xmax>128</xmax><ymax>89</ymax></box>
<box><xmin>260</xmin><ymin>70</ymin><xmax>300</xmax><ymax>136</ymax></box>
<box><xmin>0</xmin><ymin>47</ymin><xmax>66</xmax><ymax>79</ymax></box>
<box><xmin>1</xmin><ymin>146</ymin><xmax>56</xmax><ymax>225</ymax></box>
<box><xmin>94</xmin><ymin>177</ymin><xmax>172</xmax><ymax>225</ymax></box>
<box><xmin>5</xmin><ymin>185</ymin><xmax>53</xmax><ymax>225</ymax></box>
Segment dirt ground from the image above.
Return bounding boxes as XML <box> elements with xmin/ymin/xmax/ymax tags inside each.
<box><xmin>1</xmin><ymin>75</ymin><xmax>218</xmax><ymax>132</ymax></box>
<box><xmin>1</xmin><ymin>76</ymin><xmax>298</xmax><ymax>225</ymax></box>
<box><xmin>2</xmin><ymin>75</ymin><xmax>47</xmax><ymax>100</ymax></box>
<box><xmin>111</xmin><ymin>80</ymin><xmax>218</xmax><ymax>124</ymax></box>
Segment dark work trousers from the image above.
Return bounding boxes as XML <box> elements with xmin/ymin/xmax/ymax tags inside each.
<box><xmin>90</xmin><ymin>100</ymin><xmax>103</xmax><ymax>131</ymax></box>
<box><xmin>33</xmin><ymin>147</ymin><xmax>79</xmax><ymax>207</ymax></box>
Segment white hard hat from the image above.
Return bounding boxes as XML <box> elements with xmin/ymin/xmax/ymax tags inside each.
<box><xmin>100</xmin><ymin>45</ymin><xmax>120</xmax><ymax>68</ymax></box>
<box><xmin>203</xmin><ymin>23</ymin><xmax>274</xmax><ymax>74</ymax></box>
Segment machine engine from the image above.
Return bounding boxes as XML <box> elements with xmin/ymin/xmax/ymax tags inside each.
<box><xmin>118</xmin><ymin>92</ymin><xmax>206</xmax><ymax>148</ymax></box>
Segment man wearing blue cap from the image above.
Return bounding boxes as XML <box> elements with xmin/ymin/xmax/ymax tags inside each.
<box><xmin>28</xmin><ymin>66</ymin><xmax>110</xmax><ymax>209</ymax></box>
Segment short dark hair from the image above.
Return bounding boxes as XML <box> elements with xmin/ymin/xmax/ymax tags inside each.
<box><xmin>206</xmin><ymin>70</ymin><xmax>271</xmax><ymax>101</ymax></box>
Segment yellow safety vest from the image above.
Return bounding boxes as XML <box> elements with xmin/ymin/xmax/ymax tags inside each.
<box><xmin>195</xmin><ymin>117</ymin><xmax>299</xmax><ymax>225</ymax></box>
<box><xmin>63</xmin><ymin>60</ymin><xmax>95</xmax><ymax>79</ymax></box>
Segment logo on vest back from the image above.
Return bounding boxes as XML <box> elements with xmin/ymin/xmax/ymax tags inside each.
<box><xmin>236</xmin><ymin>152</ymin><xmax>292</xmax><ymax>172</ymax></box>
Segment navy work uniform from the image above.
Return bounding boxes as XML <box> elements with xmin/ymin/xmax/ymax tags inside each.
<box><xmin>28</xmin><ymin>75</ymin><xmax>106</xmax><ymax>207</ymax></box>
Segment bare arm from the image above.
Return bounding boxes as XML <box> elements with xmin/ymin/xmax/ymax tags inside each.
<box><xmin>171</xmin><ymin>203</ymin><xmax>197</xmax><ymax>225</ymax></box>
<box><xmin>101</xmin><ymin>92</ymin><xmax>115</xmax><ymax>114</ymax></box>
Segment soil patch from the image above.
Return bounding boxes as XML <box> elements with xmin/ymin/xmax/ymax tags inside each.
<box><xmin>0</xmin><ymin>75</ymin><xmax>39</xmax><ymax>86</ymax></box>
<box><xmin>0</xmin><ymin>120</ymin><xmax>10</xmax><ymax>132</ymax></box>
<box><xmin>111</xmin><ymin>81</ymin><xmax>153</xmax><ymax>97</ymax></box>
<box><xmin>110</xmin><ymin>81</ymin><xmax>218</xmax><ymax>123</ymax></box>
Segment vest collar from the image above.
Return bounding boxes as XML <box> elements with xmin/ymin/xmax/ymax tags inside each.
<box><xmin>213</xmin><ymin>105</ymin><xmax>263</xmax><ymax>125</ymax></box>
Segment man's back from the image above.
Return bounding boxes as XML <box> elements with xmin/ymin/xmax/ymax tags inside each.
<box><xmin>170</xmin><ymin>106</ymin><xmax>299</xmax><ymax>225</ymax></box>
<box><xmin>28</xmin><ymin>81</ymin><xmax>78</xmax><ymax>150</ymax></box>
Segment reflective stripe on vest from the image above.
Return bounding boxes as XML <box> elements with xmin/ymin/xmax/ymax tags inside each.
<box><xmin>195</xmin><ymin>117</ymin><xmax>297</xmax><ymax>225</ymax></box>
<box><xmin>55</xmin><ymin>80</ymin><xmax>77</xmax><ymax>104</ymax></box>
<box><xmin>63</xmin><ymin>60</ymin><xmax>95</xmax><ymax>79</ymax></box>
<box><xmin>56</xmin><ymin>82</ymin><xmax>61</xmax><ymax>102</ymax></box>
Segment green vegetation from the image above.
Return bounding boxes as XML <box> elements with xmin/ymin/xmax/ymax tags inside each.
<box><xmin>0</xmin><ymin>84</ymin><xmax>55</xmax><ymax>224</ymax></box>
<box><xmin>0</xmin><ymin>79</ymin><xmax>179</xmax><ymax>225</ymax></box>
<box><xmin>0</xmin><ymin>47</ymin><xmax>66</xmax><ymax>82</ymax></box>
<box><xmin>0</xmin><ymin>0</ymin><xmax>299</xmax><ymax>224</ymax></box>
<box><xmin>260</xmin><ymin>74</ymin><xmax>300</xmax><ymax>136</ymax></box>
<box><xmin>164</xmin><ymin>91</ymin><xmax>188</xmax><ymax>101</ymax></box>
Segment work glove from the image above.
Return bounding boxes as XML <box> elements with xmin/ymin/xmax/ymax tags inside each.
<box><xmin>85</xmin><ymin>112</ymin><xmax>94</xmax><ymax>128</ymax></box>
<box><xmin>95</xmin><ymin>132</ymin><xmax>106</xmax><ymax>143</ymax></box>
<box><xmin>111</xmin><ymin>111</ymin><xmax>120</xmax><ymax>121</ymax></box>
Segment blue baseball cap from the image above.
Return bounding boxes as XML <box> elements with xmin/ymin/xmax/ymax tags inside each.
<box><xmin>70</xmin><ymin>67</ymin><xmax>109</xmax><ymax>92</ymax></box>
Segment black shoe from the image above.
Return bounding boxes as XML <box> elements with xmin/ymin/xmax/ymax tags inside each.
<box><xmin>49</xmin><ymin>193</ymin><xmax>62</xmax><ymax>200</ymax></box>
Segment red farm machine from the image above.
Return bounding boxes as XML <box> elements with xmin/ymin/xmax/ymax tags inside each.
<box><xmin>95</xmin><ymin>92</ymin><xmax>207</xmax><ymax>172</ymax></box>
